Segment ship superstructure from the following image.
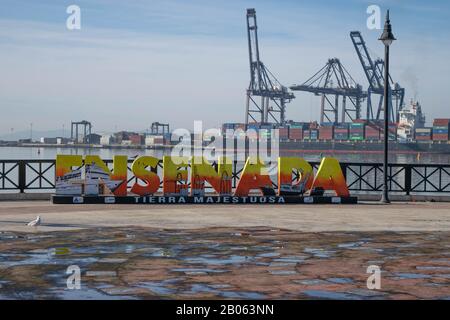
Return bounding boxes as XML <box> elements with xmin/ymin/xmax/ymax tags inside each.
<box><xmin>397</xmin><ymin>100</ymin><xmax>426</xmax><ymax>141</ymax></box>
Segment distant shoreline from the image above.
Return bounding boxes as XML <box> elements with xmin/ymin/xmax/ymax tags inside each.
<box><xmin>0</xmin><ymin>143</ymin><xmax>173</xmax><ymax>150</ymax></box>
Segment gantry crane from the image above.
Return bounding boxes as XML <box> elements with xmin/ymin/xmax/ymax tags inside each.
<box><xmin>71</xmin><ymin>120</ymin><xmax>92</xmax><ymax>144</ymax></box>
<box><xmin>150</xmin><ymin>122</ymin><xmax>170</xmax><ymax>135</ymax></box>
<box><xmin>245</xmin><ymin>8</ymin><xmax>294</xmax><ymax>126</ymax></box>
<box><xmin>350</xmin><ymin>31</ymin><xmax>405</xmax><ymax>122</ymax></box>
<box><xmin>290</xmin><ymin>58</ymin><xmax>366</xmax><ymax>124</ymax></box>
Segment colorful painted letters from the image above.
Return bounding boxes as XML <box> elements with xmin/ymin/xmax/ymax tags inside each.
<box><xmin>55</xmin><ymin>155</ymin><xmax>349</xmax><ymax>197</ymax></box>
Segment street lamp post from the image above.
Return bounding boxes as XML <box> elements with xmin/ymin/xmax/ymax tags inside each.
<box><xmin>379</xmin><ymin>10</ymin><xmax>396</xmax><ymax>204</ymax></box>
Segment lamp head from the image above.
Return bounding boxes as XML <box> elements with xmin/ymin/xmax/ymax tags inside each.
<box><xmin>379</xmin><ymin>10</ymin><xmax>396</xmax><ymax>47</ymax></box>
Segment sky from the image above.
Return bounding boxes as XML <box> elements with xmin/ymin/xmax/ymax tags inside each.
<box><xmin>1</xmin><ymin>0</ymin><xmax>450</xmax><ymax>136</ymax></box>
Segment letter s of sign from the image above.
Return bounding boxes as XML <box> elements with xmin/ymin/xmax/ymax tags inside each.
<box><xmin>66</xmin><ymin>265</ymin><xmax>81</xmax><ymax>289</ymax></box>
<box><xmin>66</xmin><ymin>5</ymin><xmax>81</xmax><ymax>30</ymax></box>
<box><xmin>366</xmin><ymin>265</ymin><xmax>381</xmax><ymax>290</ymax></box>
<box><xmin>366</xmin><ymin>5</ymin><xmax>381</xmax><ymax>30</ymax></box>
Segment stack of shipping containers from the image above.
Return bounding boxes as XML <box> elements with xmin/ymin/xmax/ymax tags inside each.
<box><xmin>259</xmin><ymin>123</ymin><xmax>273</xmax><ymax>140</ymax></box>
<box><xmin>389</xmin><ymin>124</ymin><xmax>398</xmax><ymax>141</ymax></box>
<box><xmin>377</xmin><ymin>123</ymin><xmax>397</xmax><ymax>141</ymax></box>
<box><xmin>365</xmin><ymin>125</ymin><xmax>380</xmax><ymax>141</ymax></box>
<box><xmin>309</xmin><ymin>129</ymin><xmax>318</xmax><ymax>140</ymax></box>
<box><xmin>303</xmin><ymin>129</ymin><xmax>311</xmax><ymax>140</ymax></box>
<box><xmin>334</xmin><ymin>123</ymin><xmax>349</xmax><ymax>140</ymax></box>
<box><xmin>349</xmin><ymin>122</ymin><xmax>365</xmax><ymax>141</ymax></box>
<box><xmin>222</xmin><ymin>123</ymin><xmax>236</xmax><ymax>134</ymax></box>
<box><xmin>288</xmin><ymin>123</ymin><xmax>304</xmax><ymax>140</ymax></box>
<box><xmin>247</xmin><ymin>122</ymin><xmax>259</xmax><ymax>140</ymax></box>
<box><xmin>415</xmin><ymin>128</ymin><xmax>432</xmax><ymax>141</ymax></box>
<box><xmin>278</xmin><ymin>126</ymin><xmax>289</xmax><ymax>140</ymax></box>
<box><xmin>319</xmin><ymin>123</ymin><xmax>334</xmax><ymax>140</ymax></box>
<box><xmin>432</xmin><ymin>119</ymin><xmax>450</xmax><ymax>141</ymax></box>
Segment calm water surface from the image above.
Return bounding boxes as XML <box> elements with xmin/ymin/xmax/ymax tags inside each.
<box><xmin>1</xmin><ymin>146</ymin><xmax>450</xmax><ymax>164</ymax></box>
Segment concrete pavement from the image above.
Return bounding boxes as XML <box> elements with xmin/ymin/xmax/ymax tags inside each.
<box><xmin>0</xmin><ymin>201</ymin><xmax>449</xmax><ymax>232</ymax></box>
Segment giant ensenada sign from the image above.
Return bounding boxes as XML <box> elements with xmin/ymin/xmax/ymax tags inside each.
<box><xmin>52</xmin><ymin>155</ymin><xmax>357</xmax><ymax>204</ymax></box>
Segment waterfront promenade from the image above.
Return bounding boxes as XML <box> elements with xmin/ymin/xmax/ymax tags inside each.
<box><xmin>1</xmin><ymin>201</ymin><xmax>450</xmax><ymax>233</ymax></box>
<box><xmin>1</xmin><ymin>201</ymin><xmax>449</xmax><ymax>300</ymax></box>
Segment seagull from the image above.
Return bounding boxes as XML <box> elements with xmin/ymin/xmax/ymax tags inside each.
<box><xmin>27</xmin><ymin>216</ymin><xmax>41</xmax><ymax>227</ymax></box>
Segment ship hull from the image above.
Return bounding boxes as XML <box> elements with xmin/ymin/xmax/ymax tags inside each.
<box><xmin>279</xmin><ymin>140</ymin><xmax>450</xmax><ymax>154</ymax></box>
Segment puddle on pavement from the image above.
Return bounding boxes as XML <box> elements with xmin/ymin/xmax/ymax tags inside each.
<box><xmin>172</xmin><ymin>268</ymin><xmax>228</xmax><ymax>274</ymax></box>
<box><xmin>185</xmin><ymin>255</ymin><xmax>251</xmax><ymax>265</ymax></box>
<box><xmin>326</xmin><ymin>277</ymin><xmax>354</xmax><ymax>284</ymax></box>
<box><xmin>257</xmin><ymin>252</ymin><xmax>280</xmax><ymax>258</ymax></box>
<box><xmin>304</xmin><ymin>248</ymin><xmax>334</xmax><ymax>258</ymax></box>
<box><xmin>416</xmin><ymin>266</ymin><xmax>450</xmax><ymax>271</ymax></box>
<box><xmin>293</xmin><ymin>279</ymin><xmax>330</xmax><ymax>286</ymax></box>
<box><xmin>269</xmin><ymin>270</ymin><xmax>297</xmax><ymax>275</ymax></box>
<box><xmin>303</xmin><ymin>290</ymin><xmax>361</xmax><ymax>300</ymax></box>
<box><xmin>392</xmin><ymin>273</ymin><xmax>432</xmax><ymax>280</ymax></box>
<box><xmin>137</xmin><ymin>281</ymin><xmax>177</xmax><ymax>296</ymax></box>
<box><xmin>187</xmin><ymin>283</ymin><xmax>265</xmax><ymax>299</ymax></box>
<box><xmin>1</xmin><ymin>227</ymin><xmax>449</xmax><ymax>299</ymax></box>
<box><xmin>337</xmin><ymin>241</ymin><xmax>367</xmax><ymax>249</ymax></box>
<box><xmin>53</xmin><ymin>287</ymin><xmax>136</xmax><ymax>300</ymax></box>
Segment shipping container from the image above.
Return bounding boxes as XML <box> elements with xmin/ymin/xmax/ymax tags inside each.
<box><xmin>349</xmin><ymin>134</ymin><xmax>364</xmax><ymax>141</ymax></box>
<box><xmin>288</xmin><ymin>128</ymin><xmax>303</xmax><ymax>140</ymax></box>
<box><xmin>247</xmin><ymin>123</ymin><xmax>260</xmax><ymax>131</ymax></box>
<box><xmin>288</xmin><ymin>122</ymin><xmax>309</xmax><ymax>130</ymax></box>
<box><xmin>278</xmin><ymin>127</ymin><xmax>289</xmax><ymax>139</ymax></box>
<box><xmin>415</xmin><ymin>128</ymin><xmax>432</xmax><ymax>141</ymax></box>
<box><xmin>433</xmin><ymin>119</ymin><xmax>450</xmax><ymax>126</ymax></box>
<box><xmin>365</xmin><ymin>125</ymin><xmax>381</xmax><ymax>140</ymax></box>
<box><xmin>303</xmin><ymin>130</ymin><xmax>311</xmax><ymax>140</ymax></box>
<box><xmin>319</xmin><ymin>126</ymin><xmax>334</xmax><ymax>140</ymax></box>
<box><xmin>433</xmin><ymin>133</ymin><xmax>449</xmax><ymax>141</ymax></box>
<box><xmin>310</xmin><ymin>129</ymin><xmax>318</xmax><ymax>139</ymax></box>
<box><xmin>145</xmin><ymin>135</ymin><xmax>165</xmax><ymax>146</ymax></box>
<box><xmin>335</xmin><ymin>123</ymin><xmax>349</xmax><ymax>129</ymax></box>
<box><xmin>129</xmin><ymin>134</ymin><xmax>144</xmax><ymax>145</ymax></box>
<box><xmin>334</xmin><ymin>133</ymin><xmax>349</xmax><ymax>140</ymax></box>
<box><xmin>414</xmin><ymin>128</ymin><xmax>433</xmax><ymax>141</ymax></box>
<box><xmin>310</xmin><ymin>121</ymin><xmax>318</xmax><ymax>128</ymax></box>
<box><xmin>349</xmin><ymin>123</ymin><xmax>365</xmax><ymax>141</ymax></box>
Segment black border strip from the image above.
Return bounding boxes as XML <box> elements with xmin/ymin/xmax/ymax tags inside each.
<box><xmin>52</xmin><ymin>195</ymin><xmax>358</xmax><ymax>204</ymax></box>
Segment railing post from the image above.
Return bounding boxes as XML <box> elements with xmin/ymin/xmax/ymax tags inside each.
<box><xmin>341</xmin><ymin>163</ymin><xmax>347</xmax><ymax>181</ymax></box>
<box><xmin>18</xmin><ymin>161</ymin><xmax>26</xmax><ymax>193</ymax></box>
<box><xmin>404</xmin><ymin>165</ymin><xmax>412</xmax><ymax>196</ymax></box>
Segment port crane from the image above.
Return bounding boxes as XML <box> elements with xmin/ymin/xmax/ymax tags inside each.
<box><xmin>290</xmin><ymin>58</ymin><xmax>366</xmax><ymax>124</ymax></box>
<box><xmin>71</xmin><ymin>120</ymin><xmax>92</xmax><ymax>144</ymax></box>
<box><xmin>245</xmin><ymin>8</ymin><xmax>295</xmax><ymax>126</ymax></box>
<box><xmin>150</xmin><ymin>122</ymin><xmax>170</xmax><ymax>135</ymax></box>
<box><xmin>350</xmin><ymin>31</ymin><xmax>405</xmax><ymax>123</ymax></box>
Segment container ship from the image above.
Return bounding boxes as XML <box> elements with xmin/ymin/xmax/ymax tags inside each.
<box><xmin>220</xmin><ymin>100</ymin><xmax>450</xmax><ymax>154</ymax></box>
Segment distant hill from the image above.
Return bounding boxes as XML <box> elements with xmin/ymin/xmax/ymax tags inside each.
<box><xmin>0</xmin><ymin>129</ymin><xmax>70</xmax><ymax>141</ymax></box>
<box><xmin>0</xmin><ymin>129</ymin><xmax>150</xmax><ymax>141</ymax></box>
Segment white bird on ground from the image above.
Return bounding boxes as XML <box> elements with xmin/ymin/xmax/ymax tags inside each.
<box><xmin>27</xmin><ymin>215</ymin><xmax>41</xmax><ymax>227</ymax></box>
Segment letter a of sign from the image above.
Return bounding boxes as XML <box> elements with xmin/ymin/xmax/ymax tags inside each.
<box><xmin>66</xmin><ymin>5</ymin><xmax>81</xmax><ymax>30</ymax></box>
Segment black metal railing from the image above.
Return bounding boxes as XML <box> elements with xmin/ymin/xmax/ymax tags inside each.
<box><xmin>1</xmin><ymin>159</ymin><xmax>450</xmax><ymax>195</ymax></box>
